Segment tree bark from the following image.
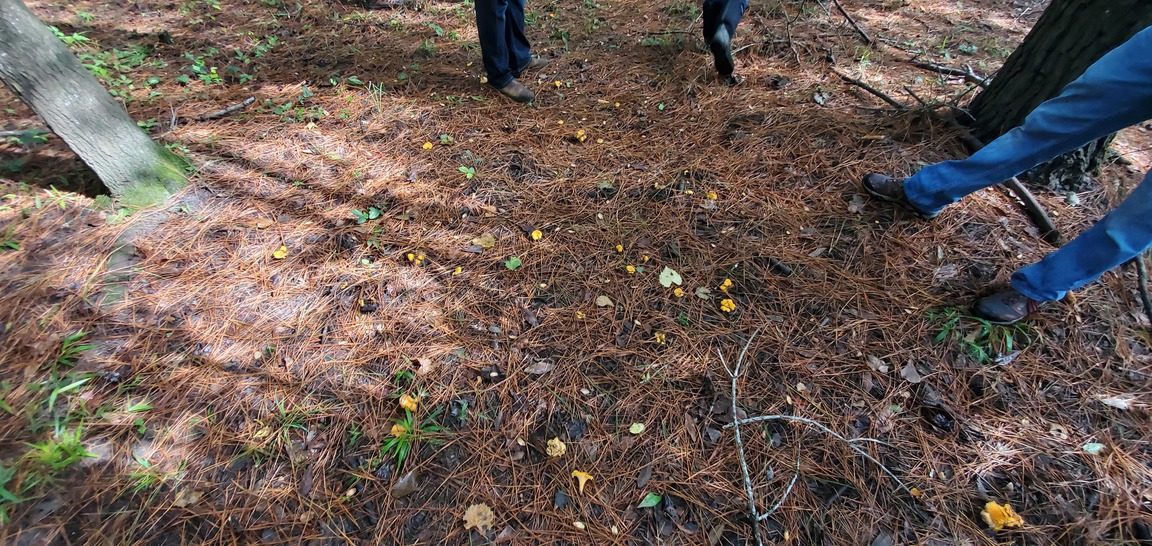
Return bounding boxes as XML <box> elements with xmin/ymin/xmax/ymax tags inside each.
<box><xmin>0</xmin><ymin>0</ymin><xmax>185</xmax><ymax>207</ymax></box>
<box><xmin>966</xmin><ymin>0</ymin><xmax>1152</xmax><ymax>190</ymax></box>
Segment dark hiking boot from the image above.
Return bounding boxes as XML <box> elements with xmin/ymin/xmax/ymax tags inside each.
<box><xmin>861</xmin><ymin>173</ymin><xmax>938</xmax><ymax>220</ymax></box>
<box><xmin>709</xmin><ymin>27</ymin><xmax>735</xmax><ymax>78</ymax></box>
<box><xmin>972</xmin><ymin>287</ymin><xmax>1043</xmax><ymax>325</ymax></box>
<box><xmin>497</xmin><ymin>79</ymin><xmax>534</xmax><ymax>103</ymax></box>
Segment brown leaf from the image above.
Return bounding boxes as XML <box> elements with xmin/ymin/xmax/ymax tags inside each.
<box><xmin>524</xmin><ymin>360</ymin><xmax>555</xmax><ymax>375</ymax></box>
<box><xmin>463</xmin><ymin>503</ymin><xmax>495</xmax><ymax>532</ymax></box>
<box><xmin>900</xmin><ymin>362</ymin><xmax>922</xmax><ymax>384</ymax></box>
<box><xmin>415</xmin><ymin>357</ymin><xmax>436</xmax><ymax>376</ymax></box>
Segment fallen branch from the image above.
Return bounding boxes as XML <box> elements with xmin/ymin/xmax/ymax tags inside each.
<box><xmin>718</xmin><ymin>328</ymin><xmax>765</xmax><ymax>546</ymax></box>
<box><xmin>832</xmin><ymin>69</ymin><xmax>906</xmax><ymax>111</ymax></box>
<box><xmin>192</xmin><ymin>97</ymin><xmax>256</xmax><ymax>122</ymax></box>
<box><xmin>829</xmin><ymin>0</ymin><xmax>874</xmax><ymax>45</ymax></box>
<box><xmin>903</xmin><ymin>87</ymin><xmax>1061</xmax><ymax>245</ymax></box>
<box><xmin>724</xmin><ymin>414</ymin><xmax>910</xmax><ymax>492</ymax></box>
<box><xmin>910</xmin><ymin>61</ymin><xmax>988</xmax><ymax>87</ymax></box>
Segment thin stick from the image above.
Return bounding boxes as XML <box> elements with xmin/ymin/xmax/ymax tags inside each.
<box><xmin>759</xmin><ymin>454</ymin><xmax>800</xmax><ymax>520</ymax></box>
<box><xmin>910</xmin><ymin>61</ymin><xmax>988</xmax><ymax>87</ymax></box>
<box><xmin>832</xmin><ymin>69</ymin><xmax>907</xmax><ymax>111</ymax></box>
<box><xmin>191</xmin><ymin>97</ymin><xmax>256</xmax><ymax>122</ymax></box>
<box><xmin>830</xmin><ymin>0</ymin><xmax>874</xmax><ymax>45</ymax></box>
<box><xmin>718</xmin><ymin>327</ymin><xmax>764</xmax><ymax>546</ymax></box>
<box><xmin>1135</xmin><ymin>252</ymin><xmax>1152</xmax><ymax>326</ymax></box>
<box><xmin>725</xmin><ymin>414</ymin><xmax>909</xmax><ymax>492</ymax></box>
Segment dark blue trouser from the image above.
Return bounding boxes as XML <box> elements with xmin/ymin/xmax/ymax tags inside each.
<box><xmin>702</xmin><ymin>0</ymin><xmax>748</xmax><ymax>41</ymax></box>
<box><xmin>904</xmin><ymin>26</ymin><xmax>1152</xmax><ymax>301</ymax></box>
<box><xmin>475</xmin><ymin>0</ymin><xmax>531</xmax><ymax>89</ymax></box>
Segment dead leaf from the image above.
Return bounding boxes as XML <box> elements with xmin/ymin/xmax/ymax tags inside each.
<box><xmin>255</xmin><ymin>218</ymin><xmax>274</xmax><ymax>229</ymax></box>
<box><xmin>391</xmin><ymin>470</ymin><xmax>420</xmax><ymax>498</ymax></box>
<box><xmin>472</xmin><ymin>232</ymin><xmax>496</xmax><ymax>249</ymax></box>
<box><xmin>866</xmin><ymin>355</ymin><xmax>889</xmax><ymax>373</ymax></box>
<box><xmin>694</xmin><ymin>287</ymin><xmax>712</xmax><ymax>300</ymax></box>
<box><xmin>595</xmin><ymin>295</ymin><xmax>613</xmax><ymax>307</ymax></box>
<box><xmin>415</xmin><ymin>357</ymin><xmax>436</xmax><ymax>376</ymax></box>
<box><xmin>900</xmin><ymin>362</ymin><xmax>922</xmax><ymax>384</ymax></box>
<box><xmin>463</xmin><ymin>503</ymin><xmax>495</xmax><ymax>532</ymax></box>
<box><xmin>1098</xmin><ymin>394</ymin><xmax>1135</xmax><ymax>410</ymax></box>
<box><xmin>172</xmin><ymin>489</ymin><xmax>202</xmax><ymax>508</ymax></box>
<box><xmin>524</xmin><ymin>360</ymin><xmax>555</xmax><ymax>375</ymax></box>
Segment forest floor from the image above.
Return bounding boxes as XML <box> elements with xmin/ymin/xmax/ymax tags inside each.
<box><xmin>2</xmin><ymin>0</ymin><xmax>1152</xmax><ymax>544</ymax></box>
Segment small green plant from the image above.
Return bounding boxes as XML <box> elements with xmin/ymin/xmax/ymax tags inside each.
<box><xmin>382</xmin><ymin>407</ymin><xmax>444</xmax><ymax>467</ymax></box>
<box><xmin>0</xmin><ymin>223</ymin><xmax>19</xmax><ymax>251</ymax></box>
<box><xmin>458</xmin><ymin>166</ymin><xmax>476</xmax><ymax>179</ymax></box>
<box><xmin>504</xmin><ymin>256</ymin><xmax>522</xmax><ymax>270</ymax></box>
<box><xmin>48</xmin><ymin>26</ymin><xmax>91</xmax><ymax>47</ymax></box>
<box><xmin>0</xmin><ymin>465</ymin><xmax>25</xmax><ymax>523</ymax></box>
<box><xmin>929</xmin><ymin>307</ymin><xmax>1035</xmax><ymax>364</ymax></box>
<box><xmin>351</xmin><ymin>206</ymin><xmax>383</xmax><ymax>224</ymax></box>
<box><xmin>24</xmin><ymin>427</ymin><xmax>93</xmax><ymax>473</ymax></box>
<box><xmin>55</xmin><ymin>331</ymin><xmax>92</xmax><ymax>371</ymax></box>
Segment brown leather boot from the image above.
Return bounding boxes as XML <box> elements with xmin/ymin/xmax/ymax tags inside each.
<box><xmin>861</xmin><ymin>174</ymin><xmax>938</xmax><ymax>220</ymax></box>
<box><xmin>972</xmin><ymin>287</ymin><xmax>1044</xmax><ymax>325</ymax></box>
<box><xmin>497</xmin><ymin>79</ymin><xmax>534</xmax><ymax>103</ymax></box>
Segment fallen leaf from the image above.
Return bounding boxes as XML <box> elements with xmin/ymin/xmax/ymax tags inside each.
<box><xmin>573</xmin><ymin>521</ymin><xmax>586</xmax><ymax>530</ymax></box>
<box><xmin>628</xmin><ymin>423</ymin><xmax>645</xmax><ymax>435</ymax></box>
<box><xmin>524</xmin><ymin>361</ymin><xmax>555</xmax><ymax>375</ymax></box>
<box><xmin>866</xmin><ymin>355</ymin><xmax>889</xmax><ymax>373</ymax></box>
<box><xmin>546</xmin><ymin>437</ymin><xmax>567</xmax><ymax>457</ymax></box>
<box><xmin>571</xmin><ymin>470</ymin><xmax>592</xmax><ymax>493</ymax></box>
<box><xmin>1098</xmin><ymin>394</ymin><xmax>1135</xmax><ymax>410</ymax></box>
<box><xmin>695</xmin><ymin>287</ymin><xmax>712</xmax><ymax>300</ymax></box>
<box><xmin>980</xmin><ymin>501</ymin><xmax>1024</xmax><ymax>531</ymax></box>
<box><xmin>637</xmin><ymin>492</ymin><xmax>662</xmax><ymax>508</ymax></box>
<box><xmin>900</xmin><ymin>362</ymin><xmax>922</xmax><ymax>384</ymax></box>
<box><xmin>658</xmin><ymin>267</ymin><xmax>682</xmax><ymax>288</ymax></box>
<box><xmin>172</xmin><ymin>489</ymin><xmax>202</xmax><ymax>508</ymax></box>
<box><xmin>1083</xmin><ymin>442</ymin><xmax>1106</xmax><ymax>454</ymax></box>
<box><xmin>255</xmin><ymin>218</ymin><xmax>274</xmax><ymax>229</ymax></box>
<box><xmin>472</xmin><ymin>232</ymin><xmax>496</xmax><ymax>249</ymax></box>
<box><xmin>463</xmin><ymin>503</ymin><xmax>495</xmax><ymax>532</ymax></box>
<box><xmin>391</xmin><ymin>470</ymin><xmax>420</xmax><ymax>498</ymax></box>
<box><xmin>272</xmin><ymin>245</ymin><xmax>288</xmax><ymax>259</ymax></box>
<box><xmin>595</xmin><ymin>295</ymin><xmax>613</xmax><ymax>307</ymax></box>
<box><xmin>415</xmin><ymin>357</ymin><xmax>436</xmax><ymax>376</ymax></box>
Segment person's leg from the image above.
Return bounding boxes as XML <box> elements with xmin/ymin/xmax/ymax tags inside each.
<box><xmin>903</xmin><ymin>26</ymin><xmax>1152</xmax><ymax>216</ymax></box>
<box><xmin>474</xmin><ymin>0</ymin><xmax>514</xmax><ymax>88</ymax></box>
<box><xmin>1010</xmin><ymin>168</ymin><xmax>1152</xmax><ymax>302</ymax></box>
<box><xmin>703</xmin><ymin>0</ymin><xmax>747</xmax><ymax>78</ymax></box>
<box><xmin>504</xmin><ymin>0</ymin><xmax>532</xmax><ymax>76</ymax></box>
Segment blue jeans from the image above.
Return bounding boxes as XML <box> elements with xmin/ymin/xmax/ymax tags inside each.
<box><xmin>904</xmin><ymin>26</ymin><xmax>1152</xmax><ymax>302</ymax></box>
<box><xmin>475</xmin><ymin>0</ymin><xmax>531</xmax><ymax>89</ymax></box>
<box><xmin>703</xmin><ymin>0</ymin><xmax>748</xmax><ymax>38</ymax></box>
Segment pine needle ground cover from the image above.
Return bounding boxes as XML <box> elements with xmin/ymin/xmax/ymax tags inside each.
<box><xmin>2</xmin><ymin>0</ymin><xmax>1151</xmax><ymax>544</ymax></box>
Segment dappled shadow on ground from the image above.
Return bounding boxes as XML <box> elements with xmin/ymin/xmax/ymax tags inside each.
<box><xmin>3</xmin><ymin>0</ymin><xmax>1152</xmax><ymax>544</ymax></box>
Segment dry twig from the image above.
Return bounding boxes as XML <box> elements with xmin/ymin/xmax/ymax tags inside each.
<box><xmin>832</xmin><ymin>69</ymin><xmax>906</xmax><ymax>111</ymax></box>
<box><xmin>910</xmin><ymin>61</ymin><xmax>988</xmax><ymax>88</ymax></box>
<box><xmin>718</xmin><ymin>328</ymin><xmax>765</xmax><ymax>546</ymax></box>
<box><xmin>829</xmin><ymin>0</ymin><xmax>874</xmax><ymax>45</ymax></box>
<box><xmin>1134</xmin><ymin>253</ymin><xmax>1152</xmax><ymax>326</ymax></box>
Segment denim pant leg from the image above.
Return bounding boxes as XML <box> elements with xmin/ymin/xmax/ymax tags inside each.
<box><xmin>1011</xmin><ymin>169</ymin><xmax>1152</xmax><ymax>301</ymax></box>
<box><xmin>702</xmin><ymin>0</ymin><xmax>748</xmax><ymax>37</ymax></box>
<box><xmin>904</xmin><ymin>25</ymin><xmax>1152</xmax><ymax>216</ymax></box>
<box><xmin>475</xmin><ymin>0</ymin><xmax>514</xmax><ymax>88</ymax></box>
<box><xmin>504</xmin><ymin>0</ymin><xmax>531</xmax><ymax>77</ymax></box>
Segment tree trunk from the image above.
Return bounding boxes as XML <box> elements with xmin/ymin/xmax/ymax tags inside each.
<box><xmin>0</xmin><ymin>0</ymin><xmax>185</xmax><ymax>207</ymax></box>
<box><xmin>966</xmin><ymin>0</ymin><xmax>1152</xmax><ymax>191</ymax></box>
